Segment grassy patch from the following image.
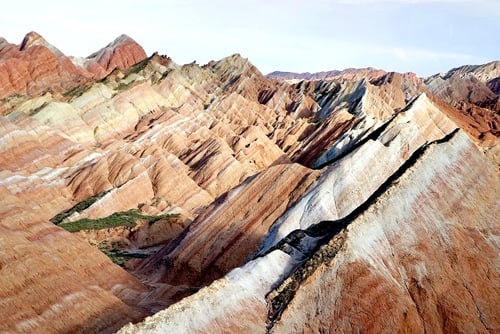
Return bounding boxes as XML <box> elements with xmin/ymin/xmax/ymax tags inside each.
<box><xmin>63</xmin><ymin>84</ymin><xmax>92</xmax><ymax>98</ymax></box>
<box><xmin>50</xmin><ymin>191</ymin><xmax>110</xmax><ymax>225</ymax></box>
<box><xmin>96</xmin><ymin>240</ymin><xmax>150</xmax><ymax>266</ymax></box>
<box><xmin>59</xmin><ymin>209</ymin><xmax>179</xmax><ymax>233</ymax></box>
<box><xmin>115</xmin><ymin>81</ymin><xmax>133</xmax><ymax>91</ymax></box>
<box><xmin>27</xmin><ymin>102</ymin><xmax>50</xmax><ymax>116</ymax></box>
<box><xmin>307</xmin><ymin>117</ymin><xmax>324</xmax><ymax>126</ymax></box>
<box><xmin>125</xmin><ymin>56</ymin><xmax>151</xmax><ymax>76</ymax></box>
<box><xmin>104</xmin><ymin>250</ymin><xmax>149</xmax><ymax>266</ymax></box>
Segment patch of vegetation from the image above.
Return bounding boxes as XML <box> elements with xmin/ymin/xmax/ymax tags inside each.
<box><xmin>125</xmin><ymin>56</ymin><xmax>151</xmax><ymax>76</ymax></box>
<box><xmin>59</xmin><ymin>209</ymin><xmax>179</xmax><ymax>233</ymax></box>
<box><xmin>114</xmin><ymin>81</ymin><xmax>133</xmax><ymax>91</ymax></box>
<box><xmin>27</xmin><ymin>102</ymin><xmax>50</xmax><ymax>116</ymax></box>
<box><xmin>63</xmin><ymin>84</ymin><xmax>92</xmax><ymax>98</ymax></box>
<box><xmin>50</xmin><ymin>191</ymin><xmax>111</xmax><ymax>225</ymax></box>
<box><xmin>104</xmin><ymin>249</ymin><xmax>149</xmax><ymax>266</ymax></box>
<box><xmin>307</xmin><ymin>117</ymin><xmax>324</xmax><ymax>126</ymax></box>
<box><xmin>155</xmin><ymin>70</ymin><xmax>171</xmax><ymax>84</ymax></box>
<box><xmin>275</xmin><ymin>121</ymin><xmax>286</xmax><ymax>128</ymax></box>
<box><xmin>97</xmin><ymin>76</ymin><xmax>109</xmax><ymax>85</ymax></box>
<box><xmin>96</xmin><ymin>240</ymin><xmax>150</xmax><ymax>266</ymax></box>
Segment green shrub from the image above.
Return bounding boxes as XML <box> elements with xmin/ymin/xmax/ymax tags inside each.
<box><xmin>28</xmin><ymin>102</ymin><xmax>49</xmax><ymax>116</ymax></box>
<box><xmin>102</xmin><ymin>249</ymin><xmax>149</xmax><ymax>266</ymax></box>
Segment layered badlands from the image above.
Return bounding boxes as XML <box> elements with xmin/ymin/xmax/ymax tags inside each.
<box><xmin>0</xmin><ymin>32</ymin><xmax>498</xmax><ymax>333</ymax></box>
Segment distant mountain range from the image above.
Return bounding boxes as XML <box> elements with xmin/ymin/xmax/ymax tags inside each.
<box><xmin>267</xmin><ymin>67</ymin><xmax>387</xmax><ymax>81</ymax></box>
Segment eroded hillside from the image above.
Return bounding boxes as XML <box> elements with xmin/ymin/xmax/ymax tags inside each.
<box><xmin>0</xmin><ymin>32</ymin><xmax>498</xmax><ymax>333</ymax></box>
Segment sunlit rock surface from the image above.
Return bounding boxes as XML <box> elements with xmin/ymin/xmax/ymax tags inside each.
<box><xmin>119</xmin><ymin>250</ymin><xmax>299</xmax><ymax>334</ymax></box>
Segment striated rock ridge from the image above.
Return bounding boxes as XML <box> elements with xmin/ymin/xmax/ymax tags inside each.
<box><xmin>135</xmin><ymin>163</ymin><xmax>318</xmax><ymax>304</ymax></box>
<box><xmin>82</xmin><ymin>34</ymin><xmax>148</xmax><ymax>77</ymax></box>
<box><xmin>441</xmin><ymin>60</ymin><xmax>500</xmax><ymax>83</ymax></box>
<box><xmin>19</xmin><ymin>31</ymin><xmax>64</xmax><ymax>55</ymax></box>
<box><xmin>0</xmin><ymin>32</ymin><xmax>147</xmax><ymax>106</ymax></box>
<box><xmin>261</xmin><ymin>93</ymin><xmax>458</xmax><ymax>251</ymax></box>
<box><xmin>0</xmin><ymin>184</ymin><xmax>149</xmax><ymax>333</ymax></box>
<box><xmin>0</xmin><ymin>31</ymin><xmax>90</xmax><ymax>101</ymax></box>
<box><xmin>0</xmin><ymin>34</ymin><xmax>498</xmax><ymax>333</ymax></box>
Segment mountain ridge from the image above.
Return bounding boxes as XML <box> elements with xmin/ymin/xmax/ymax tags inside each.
<box><xmin>267</xmin><ymin>67</ymin><xmax>387</xmax><ymax>82</ymax></box>
<box><xmin>0</xmin><ymin>31</ymin><xmax>146</xmax><ymax>106</ymax></box>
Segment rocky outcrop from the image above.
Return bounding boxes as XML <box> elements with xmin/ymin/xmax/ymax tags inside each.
<box><xmin>119</xmin><ymin>250</ymin><xmax>298</xmax><ymax>334</ymax></box>
<box><xmin>443</xmin><ymin>61</ymin><xmax>500</xmax><ymax>83</ymax></box>
<box><xmin>0</xmin><ymin>32</ymin><xmax>90</xmax><ymax>100</ymax></box>
<box><xmin>0</xmin><ymin>184</ymin><xmax>148</xmax><ymax>333</ymax></box>
<box><xmin>118</xmin><ymin>107</ymin><xmax>499</xmax><ymax>334</ymax></box>
<box><xmin>135</xmin><ymin>163</ymin><xmax>318</xmax><ymax>303</ymax></box>
<box><xmin>261</xmin><ymin>93</ymin><xmax>457</xmax><ymax>251</ymax></box>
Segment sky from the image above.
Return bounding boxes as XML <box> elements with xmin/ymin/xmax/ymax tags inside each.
<box><xmin>1</xmin><ymin>0</ymin><xmax>499</xmax><ymax>76</ymax></box>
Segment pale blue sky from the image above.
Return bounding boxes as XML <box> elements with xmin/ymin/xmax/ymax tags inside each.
<box><xmin>1</xmin><ymin>0</ymin><xmax>499</xmax><ymax>76</ymax></box>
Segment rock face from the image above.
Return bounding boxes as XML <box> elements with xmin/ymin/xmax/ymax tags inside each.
<box><xmin>120</xmin><ymin>131</ymin><xmax>500</xmax><ymax>334</ymax></box>
<box><xmin>0</xmin><ymin>32</ymin><xmax>90</xmax><ymax>101</ymax></box>
<box><xmin>136</xmin><ymin>163</ymin><xmax>318</xmax><ymax>296</ymax></box>
<box><xmin>0</xmin><ymin>34</ymin><xmax>498</xmax><ymax>333</ymax></box>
